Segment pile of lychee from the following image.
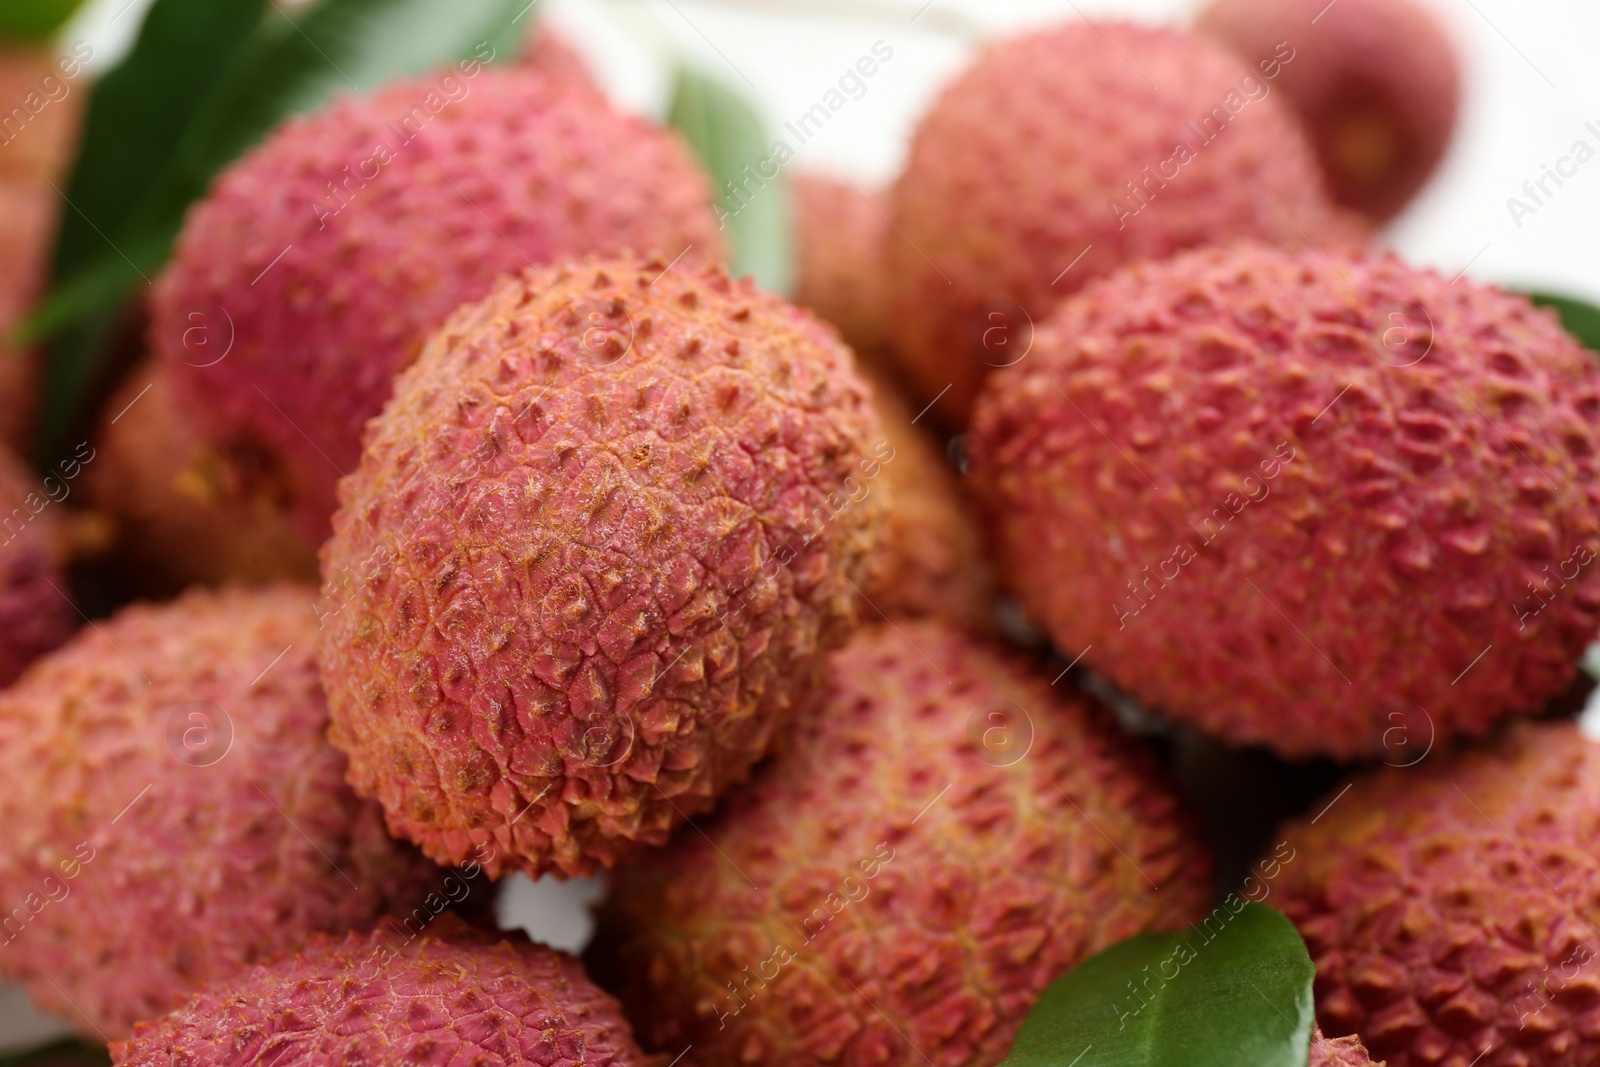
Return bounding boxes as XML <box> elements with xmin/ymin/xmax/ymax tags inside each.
<box><xmin>1</xmin><ymin>3</ymin><xmax>1596</xmax><ymax>1066</ymax></box>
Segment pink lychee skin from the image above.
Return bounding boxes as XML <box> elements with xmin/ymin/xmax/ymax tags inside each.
<box><xmin>0</xmin><ymin>585</ymin><xmax>444</xmax><ymax>1039</ymax></box>
<box><xmin>969</xmin><ymin>243</ymin><xmax>1600</xmax><ymax>759</ymax></box>
<box><xmin>112</xmin><ymin>915</ymin><xmax>652</xmax><ymax>1067</ymax></box>
<box><xmin>0</xmin><ymin>444</ymin><xmax>73</xmax><ymax>686</ymax></box>
<box><xmin>153</xmin><ymin>64</ymin><xmax>725</xmax><ymax>541</ymax></box>
<box><xmin>887</xmin><ymin>21</ymin><xmax>1345</xmax><ymax>428</ymax></box>
<box><xmin>318</xmin><ymin>257</ymin><xmax>888</xmax><ymax>881</ymax></box>
<box><xmin>1198</xmin><ymin>0</ymin><xmax>1461</xmax><ymax>223</ymax></box>
<box><xmin>587</xmin><ymin>621</ymin><xmax>1211</xmax><ymax>1067</ymax></box>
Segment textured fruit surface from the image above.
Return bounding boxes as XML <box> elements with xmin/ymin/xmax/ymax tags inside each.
<box><xmin>0</xmin><ymin>443</ymin><xmax>73</xmax><ymax>686</ymax></box>
<box><xmin>1313</xmin><ymin>1030</ymin><xmax>1384</xmax><ymax>1066</ymax></box>
<box><xmin>1277</xmin><ymin>722</ymin><xmax>1600</xmax><ymax>1067</ymax></box>
<box><xmin>970</xmin><ymin>244</ymin><xmax>1600</xmax><ymax>758</ymax></box>
<box><xmin>153</xmin><ymin>64</ymin><xmax>724</xmax><ymax>539</ymax></box>
<box><xmin>888</xmin><ymin>22</ymin><xmax>1342</xmax><ymax>427</ymax></box>
<box><xmin>113</xmin><ymin>914</ymin><xmax>651</xmax><ymax>1066</ymax></box>
<box><xmin>794</xmin><ymin>173</ymin><xmax>891</xmax><ymax>359</ymax></box>
<box><xmin>82</xmin><ymin>360</ymin><xmax>318</xmax><ymax>595</ymax></box>
<box><xmin>587</xmin><ymin>621</ymin><xmax>1211</xmax><ymax>1067</ymax></box>
<box><xmin>319</xmin><ymin>257</ymin><xmax>888</xmax><ymax>880</ymax></box>
<box><xmin>863</xmin><ymin>365</ymin><xmax>995</xmax><ymax>632</ymax></box>
<box><xmin>0</xmin><ymin>586</ymin><xmax>441</xmax><ymax>1039</ymax></box>
<box><xmin>0</xmin><ymin>45</ymin><xmax>82</xmax><ymax>455</ymax></box>
<box><xmin>1198</xmin><ymin>0</ymin><xmax>1460</xmax><ymax>222</ymax></box>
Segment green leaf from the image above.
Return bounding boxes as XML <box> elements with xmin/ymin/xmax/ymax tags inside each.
<box><xmin>0</xmin><ymin>0</ymin><xmax>90</xmax><ymax>42</ymax></box>
<box><xmin>1000</xmin><ymin>903</ymin><xmax>1315</xmax><ymax>1067</ymax></box>
<box><xmin>0</xmin><ymin>1037</ymin><xmax>109</xmax><ymax>1066</ymax></box>
<box><xmin>31</xmin><ymin>0</ymin><xmax>530</xmax><ymax>456</ymax></box>
<box><xmin>50</xmin><ymin>0</ymin><xmax>270</xmax><ymax>287</ymax></box>
<box><xmin>668</xmin><ymin>65</ymin><xmax>792</xmax><ymax>296</ymax></box>
<box><xmin>1529</xmin><ymin>291</ymin><xmax>1600</xmax><ymax>354</ymax></box>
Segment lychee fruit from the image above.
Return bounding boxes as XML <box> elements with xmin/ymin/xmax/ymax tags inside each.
<box><xmin>969</xmin><ymin>243</ymin><xmax>1600</xmax><ymax>759</ymax></box>
<box><xmin>1198</xmin><ymin>0</ymin><xmax>1461</xmax><ymax>223</ymax></box>
<box><xmin>81</xmin><ymin>360</ymin><xmax>318</xmax><ymax>595</ymax></box>
<box><xmin>0</xmin><ymin>585</ymin><xmax>444</xmax><ymax>1038</ymax></box>
<box><xmin>1276</xmin><ymin>721</ymin><xmax>1599</xmax><ymax>1067</ymax></box>
<box><xmin>889</xmin><ymin>20</ymin><xmax>1350</xmax><ymax>428</ymax></box>
<box><xmin>152</xmin><ymin>63</ymin><xmax>725</xmax><ymax>540</ymax></box>
<box><xmin>793</xmin><ymin>173</ymin><xmax>891</xmax><ymax>359</ymax></box>
<box><xmin>886</xmin><ymin>21</ymin><xmax>1348</xmax><ymax>428</ymax></box>
<box><xmin>585</xmin><ymin>620</ymin><xmax>1211</xmax><ymax>1067</ymax></box>
<box><xmin>112</xmin><ymin>914</ymin><xmax>651</xmax><ymax>1066</ymax></box>
<box><xmin>318</xmin><ymin>256</ymin><xmax>888</xmax><ymax>880</ymax></box>
<box><xmin>0</xmin><ymin>443</ymin><xmax>74</xmax><ymax>686</ymax></box>
<box><xmin>862</xmin><ymin>365</ymin><xmax>995</xmax><ymax>632</ymax></box>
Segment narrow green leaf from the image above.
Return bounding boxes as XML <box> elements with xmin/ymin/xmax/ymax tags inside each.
<box><xmin>1000</xmin><ymin>903</ymin><xmax>1315</xmax><ymax>1067</ymax></box>
<box><xmin>1529</xmin><ymin>291</ymin><xmax>1600</xmax><ymax>354</ymax></box>
<box><xmin>668</xmin><ymin>65</ymin><xmax>792</xmax><ymax>296</ymax></box>
<box><xmin>32</xmin><ymin>0</ymin><xmax>529</xmax><ymax>453</ymax></box>
<box><xmin>0</xmin><ymin>0</ymin><xmax>90</xmax><ymax>42</ymax></box>
<box><xmin>50</xmin><ymin>0</ymin><xmax>270</xmax><ymax>286</ymax></box>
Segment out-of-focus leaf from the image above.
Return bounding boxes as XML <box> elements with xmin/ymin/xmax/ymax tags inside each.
<box><xmin>668</xmin><ymin>64</ymin><xmax>791</xmax><ymax>296</ymax></box>
<box><xmin>999</xmin><ymin>903</ymin><xmax>1315</xmax><ymax>1067</ymax></box>
<box><xmin>0</xmin><ymin>0</ymin><xmax>90</xmax><ymax>42</ymax></box>
<box><xmin>1530</xmin><ymin>291</ymin><xmax>1600</xmax><ymax>354</ymax></box>
<box><xmin>29</xmin><ymin>0</ymin><xmax>529</xmax><ymax>456</ymax></box>
<box><xmin>0</xmin><ymin>1037</ymin><xmax>109</xmax><ymax>1066</ymax></box>
<box><xmin>51</xmin><ymin>0</ymin><xmax>269</xmax><ymax>287</ymax></box>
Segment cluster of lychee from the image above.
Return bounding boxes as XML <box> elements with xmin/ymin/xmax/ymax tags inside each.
<box><xmin>0</xmin><ymin>3</ymin><xmax>1594</xmax><ymax>1066</ymax></box>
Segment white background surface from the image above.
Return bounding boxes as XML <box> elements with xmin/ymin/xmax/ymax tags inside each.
<box><xmin>5</xmin><ymin>0</ymin><xmax>1599</xmax><ymax>1050</ymax></box>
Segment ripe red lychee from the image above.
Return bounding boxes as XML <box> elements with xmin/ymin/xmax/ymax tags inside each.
<box><xmin>112</xmin><ymin>915</ymin><xmax>651</xmax><ymax>1067</ymax></box>
<box><xmin>81</xmin><ymin>360</ymin><xmax>317</xmax><ymax>595</ymax></box>
<box><xmin>863</xmin><ymin>365</ymin><xmax>995</xmax><ymax>632</ymax></box>
<box><xmin>0</xmin><ymin>585</ymin><xmax>443</xmax><ymax>1039</ymax></box>
<box><xmin>794</xmin><ymin>173</ymin><xmax>891</xmax><ymax>359</ymax></box>
<box><xmin>0</xmin><ymin>443</ymin><xmax>73</xmax><ymax>686</ymax></box>
<box><xmin>1198</xmin><ymin>0</ymin><xmax>1461</xmax><ymax>222</ymax></box>
<box><xmin>318</xmin><ymin>256</ymin><xmax>888</xmax><ymax>880</ymax></box>
<box><xmin>887</xmin><ymin>21</ymin><xmax>1345</xmax><ymax>427</ymax></box>
<box><xmin>153</xmin><ymin>63</ymin><xmax>725</xmax><ymax>540</ymax></box>
<box><xmin>586</xmin><ymin>620</ymin><xmax>1210</xmax><ymax>1067</ymax></box>
<box><xmin>969</xmin><ymin>243</ymin><xmax>1600</xmax><ymax>759</ymax></box>
<box><xmin>1277</xmin><ymin>722</ymin><xmax>1600</xmax><ymax>1067</ymax></box>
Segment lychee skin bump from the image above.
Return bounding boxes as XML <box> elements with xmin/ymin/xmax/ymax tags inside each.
<box><xmin>586</xmin><ymin>620</ymin><xmax>1211</xmax><ymax>1067</ymax></box>
<box><xmin>970</xmin><ymin>243</ymin><xmax>1600</xmax><ymax>759</ymax></box>
<box><xmin>1278</xmin><ymin>722</ymin><xmax>1600</xmax><ymax>1067</ymax></box>
<box><xmin>0</xmin><ymin>585</ymin><xmax>442</xmax><ymax>1039</ymax></box>
<box><xmin>0</xmin><ymin>444</ymin><xmax>73</xmax><ymax>686</ymax></box>
<box><xmin>886</xmin><ymin>21</ymin><xmax>1343</xmax><ymax>428</ymax></box>
<box><xmin>153</xmin><ymin>64</ymin><xmax>725</xmax><ymax>541</ymax></box>
<box><xmin>112</xmin><ymin>915</ymin><xmax>653</xmax><ymax>1067</ymax></box>
<box><xmin>318</xmin><ymin>256</ymin><xmax>889</xmax><ymax>881</ymax></box>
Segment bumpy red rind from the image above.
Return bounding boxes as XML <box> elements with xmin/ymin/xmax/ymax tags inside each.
<box><xmin>1278</xmin><ymin>722</ymin><xmax>1600</xmax><ymax>1067</ymax></box>
<box><xmin>319</xmin><ymin>256</ymin><xmax>888</xmax><ymax>880</ymax></box>
<box><xmin>970</xmin><ymin>243</ymin><xmax>1600</xmax><ymax>758</ymax></box>
<box><xmin>0</xmin><ymin>586</ymin><xmax>441</xmax><ymax>1039</ymax></box>
<box><xmin>112</xmin><ymin>914</ymin><xmax>651</xmax><ymax>1067</ymax></box>
<box><xmin>887</xmin><ymin>21</ymin><xmax>1342</xmax><ymax>427</ymax></box>
<box><xmin>587</xmin><ymin>620</ymin><xmax>1211</xmax><ymax>1067</ymax></box>
<box><xmin>153</xmin><ymin>64</ymin><xmax>724</xmax><ymax>539</ymax></box>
